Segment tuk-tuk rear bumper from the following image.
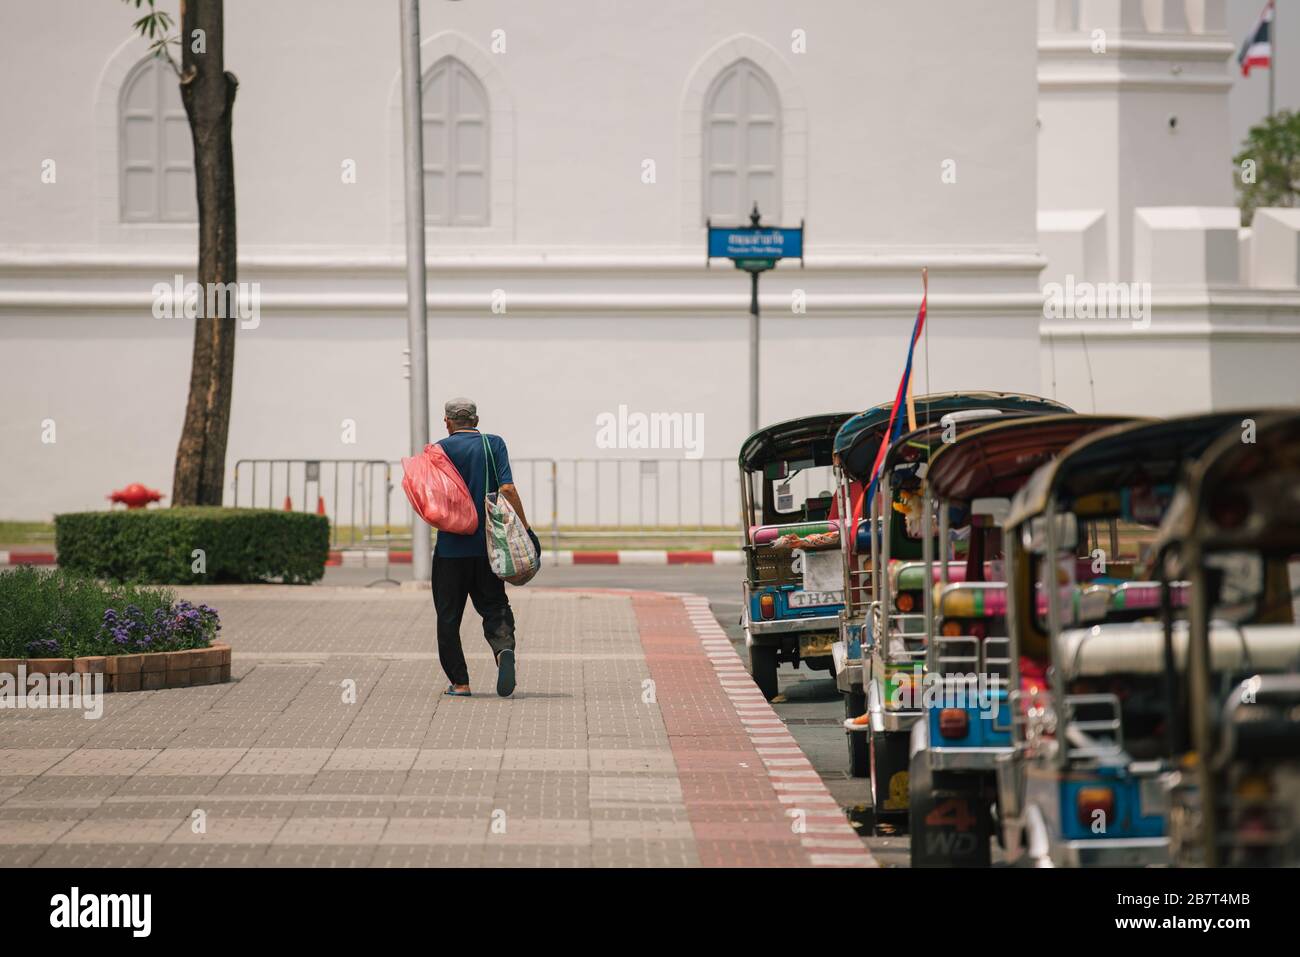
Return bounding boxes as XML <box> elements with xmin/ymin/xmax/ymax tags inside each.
<box><xmin>745</xmin><ymin>615</ymin><xmax>839</xmax><ymax>637</ymax></box>
<box><xmin>743</xmin><ymin>616</ymin><xmax>837</xmax><ymax>670</ymax></box>
<box><xmin>1057</xmin><ymin>837</ymin><xmax>1169</xmax><ymax>868</ymax></box>
<box><xmin>928</xmin><ymin>747</ymin><xmax>1011</xmax><ymax>771</ymax></box>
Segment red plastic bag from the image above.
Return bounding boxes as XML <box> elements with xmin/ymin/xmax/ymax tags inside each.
<box><xmin>401</xmin><ymin>443</ymin><xmax>477</xmax><ymax>533</ymax></box>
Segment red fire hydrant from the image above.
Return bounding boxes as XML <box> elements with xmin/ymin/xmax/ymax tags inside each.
<box><xmin>108</xmin><ymin>484</ymin><xmax>164</xmax><ymax>509</ymax></box>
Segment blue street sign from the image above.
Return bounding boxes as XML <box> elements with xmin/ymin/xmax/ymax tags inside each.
<box><xmin>707</xmin><ymin>226</ymin><xmax>803</xmax><ymax>261</ymax></box>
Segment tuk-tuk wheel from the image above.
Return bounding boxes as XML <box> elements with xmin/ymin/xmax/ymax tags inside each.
<box><xmin>750</xmin><ymin>645</ymin><xmax>779</xmax><ymax>701</ymax></box>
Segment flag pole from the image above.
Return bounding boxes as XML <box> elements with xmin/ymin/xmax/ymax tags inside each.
<box><xmin>905</xmin><ymin>267</ymin><xmax>926</xmax><ymax>433</ymax></box>
<box><xmin>921</xmin><ymin>266</ymin><xmax>929</xmax><ymax>419</ymax></box>
<box><xmin>399</xmin><ymin>0</ymin><xmax>432</xmax><ymax>584</ymax></box>
<box><xmin>1270</xmin><ymin>1</ymin><xmax>1277</xmax><ymax>118</ymax></box>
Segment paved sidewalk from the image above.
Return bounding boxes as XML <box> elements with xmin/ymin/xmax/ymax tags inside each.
<box><xmin>0</xmin><ymin>586</ymin><xmax>873</xmax><ymax>868</ymax></box>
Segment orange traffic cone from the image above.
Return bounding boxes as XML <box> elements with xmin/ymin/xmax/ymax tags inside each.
<box><xmin>283</xmin><ymin>496</ymin><xmax>293</xmax><ymax>511</ymax></box>
<box><xmin>316</xmin><ymin>496</ymin><xmax>326</xmax><ymax>516</ymax></box>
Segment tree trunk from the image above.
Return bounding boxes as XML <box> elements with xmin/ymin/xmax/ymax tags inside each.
<box><xmin>172</xmin><ymin>0</ymin><xmax>239</xmax><ymax>506</ymax></box>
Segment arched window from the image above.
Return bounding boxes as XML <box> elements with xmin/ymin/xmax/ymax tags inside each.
<box><xmin>119</xmin><ymin>56</ymin><xmax>195</xmax><ymax>223</ymax></box>
<box><xmin>703</xmin><ymin>60</ymin><xmax>780</xmax><ymax>225</ymax></box>
<box><xmin>422</xmin><ymin>57</ymin><xmax>489</xmax><ymax>226</ymax></box>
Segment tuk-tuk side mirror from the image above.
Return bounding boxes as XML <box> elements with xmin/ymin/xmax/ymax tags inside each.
<box><xmin>763</xmin><ymin>461</ymin><xmax>789</xmax><ymax>481</ymax></box>
<box><xmin>1022</xmin><ymin>512</ymin><xmax>1078</xmax><ymax>553</ymax></box>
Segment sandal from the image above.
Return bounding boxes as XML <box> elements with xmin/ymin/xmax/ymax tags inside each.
<box><xmin>443</xmin><ymin>685</ymin><xmax>472</xmax><ymax>697</ymax></box>
<box><xmin>496</xmin><ymin>649</ymin><xmax>516</xmax><ymax>698</ymax></box>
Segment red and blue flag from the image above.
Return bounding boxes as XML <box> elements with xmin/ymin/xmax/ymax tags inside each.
<box><xmin>849</xmin><ymin>273</ymin><xmax>927</xmax><ymax>533</ymax></box>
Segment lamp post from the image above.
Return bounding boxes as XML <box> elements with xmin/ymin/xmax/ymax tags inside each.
<box><xmin>399</xmin><ymin>0</ymin><xmax>431</xmax><ymax>582</ymax></box>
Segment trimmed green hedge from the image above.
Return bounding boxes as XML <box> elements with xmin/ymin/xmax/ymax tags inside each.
<box><xmin>55</xmin><ymin>507</ymin><xmax>329</xmax><ymax>584</ymax></box>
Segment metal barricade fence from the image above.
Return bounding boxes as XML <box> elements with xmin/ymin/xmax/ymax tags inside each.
<box><xmin>230</xmin><ymin>459</ymin><xmax>396</xmax><ymax>549</ymax></box>
<box><xmin>231</xmin><ymin>457</ymin><xmax>845</xmax><ymax>550</ymax></box>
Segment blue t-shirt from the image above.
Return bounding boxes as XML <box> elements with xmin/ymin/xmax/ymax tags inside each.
<box><xmin>434</xmin><ymin>430</ymin><xmax>513</xmax><ymax>558</ymax></box>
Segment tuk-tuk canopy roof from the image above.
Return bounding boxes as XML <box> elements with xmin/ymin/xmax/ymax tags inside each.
<box><xmin>833</xmin><ymin>392</ymin><xmax>1072</xmax><ymax>481</ymax></box>
<box><xmin>1153</xmin><ymin>411</ymin><xmax>1300</xmax><ymax>556</ymax></box>
<box><xmin>925</xmin><ymin>415</ymin><xmax>1132</xmax><ymax>503</ymax></box>
<box><xmin>738</xmin><ymin>411</ymin><xmax>857</xmax><ymax>471</ymax></box>
<box><xmin>1005</xmin><ymin>411</ymin><xmax>1263</xmax><ymax>530</ymax></box>
<box><xmin>878</xmin><ymin>408</ymin><xmax>1061</xmax><ymax>477</ymax></box>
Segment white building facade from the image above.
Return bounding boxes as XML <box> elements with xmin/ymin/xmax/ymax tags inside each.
<box><xmin>1038</xmin><ymin>0</ymin><xmax>1300</xmax><ymax>414</ymax></box>
<box><xmin>0</xmin><ymin>0</ymin><xmax>1291</xmax><ymax>524</ymax></box>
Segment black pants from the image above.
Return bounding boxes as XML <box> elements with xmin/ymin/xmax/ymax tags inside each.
<box><xmin>431</xmin><ymin>555</ymin><xmax>515</xmax><ymax>686</ymax></box>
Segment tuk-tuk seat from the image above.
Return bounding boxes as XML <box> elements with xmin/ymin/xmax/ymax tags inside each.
<box><xmin>1059</xmin><ymin>622</ymin><xmax>1300</xmax><ymax>679</ymax></box>
<box><xmin>1079</xmin><ymin>581</ymin><xmax>1190</xmax><ymax>622</ymax></box>
<box><xmin>936</xmin><ymin>581</ymin><xmax>1008</xmax><ymax>620</ymax></box>
<box><xmin>937</xmin><ymin>582</ymin><xmax>1085</xmax><ymax>622</ymax></box>
<box><xmin>1111</xmin><ymin>581</ymin><xmax>1188</xmax><ymax>613</ymax></box>
<box><xmin>750</xmin><ymin>519</ymin><xmax>839</xmax><ymax>545</ymax></box>
<box><xmin>750</xmin><ymin>518</ymin><xmax>873</xmax><ymax>551</ymax></box>
<box><xmin>890</xmin><ymin>561</ymin><xmax>971</xmax><ymax>593</ymax></box>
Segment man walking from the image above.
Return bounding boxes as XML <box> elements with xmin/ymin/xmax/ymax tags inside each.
<box><xmin>432</xmin><ymin>398</ymin><xmax>532</xmax><ymax>698</ymax></box>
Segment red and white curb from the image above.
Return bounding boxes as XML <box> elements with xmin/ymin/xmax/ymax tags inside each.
<box><xmin>677</xmin><ymin>593</ymin><xmax>877</xmax><ymax>867</ymax></box>
<box><xmin>0</xmin><ymin>550</ymin><xmax>56</xmax><ymax>566</ymax></box>
<box><xmin>324</xmin><ymin>549</ymin><xmax>744</xmax><ymax>567</ymax></box>
<box><xmin>549</xmin><ymin>550</ymin><xmax>742</xmax><ymax>566</ymax></box>
<box><xmin>3</xmin><ymin>549</ymin><xmax>742</xmax><ymax>569</ymax></box>
<box><xmin>327</xmin><ymin>550</ymin><xmax>407</xmax><ymax>567</ymax></box>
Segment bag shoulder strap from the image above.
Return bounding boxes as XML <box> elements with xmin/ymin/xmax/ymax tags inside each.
<box><xmin>481</xmin><ymin>433</ymin><xmax>500</xmax><ymax>494</ymax></box>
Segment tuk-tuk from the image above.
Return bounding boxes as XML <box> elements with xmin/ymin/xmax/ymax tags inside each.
<box><xmin>739</xmin><ymin>412</ymin><xmax>858</xmax><ymax>700</ymax></box>
<box><xmin>906</xmin><ymin>414</ymin><xmax>1131</xmax><ymax>866</ymax></box>
<box><xmin>832</xmin><ymin>392</ymin><xmax>1072</xmax><ymax>818</ymax></box>
<box><xmin>1152</xmin><ymin>412</ymin><xmax>1300</xmax><ymax>867</ymax></box>
<box><xmin>997</xmin><ymin>411</ymin><xmax>1284</xmax><ymax>867</ymax></box>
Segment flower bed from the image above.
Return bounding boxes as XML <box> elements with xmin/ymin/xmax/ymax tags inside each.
<box><xmin>0</xmin><ymin>567</ymin><xmax>229</xmax><ymax>692</ymax></box>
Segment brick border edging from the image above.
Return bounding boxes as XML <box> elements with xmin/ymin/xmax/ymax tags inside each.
<box><xmin>626</xmin><ymin>588</ymin><xmax>877</xmax><ymax>869</ymax></box>
<box><xmin>0</xmin><ymin>642</ymin><xmax>231</xmax><ymax>692</ymax></box>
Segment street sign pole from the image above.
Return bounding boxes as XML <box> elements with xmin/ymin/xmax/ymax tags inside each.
<box><xmin>749</xmin><ymin>267</ymin><xmax>760</xmax><ymax>434</ymax></box>
<box><xmin>706</xmin><ymin>203</ymin><xmax>804</xmax><ymax>437</ymax></box>
<box><xmin>399</xmin><ymin>0</ymin><xmax>431</xmax><ymax>583</ymax></box>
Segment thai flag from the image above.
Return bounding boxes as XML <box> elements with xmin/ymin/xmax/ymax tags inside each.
<box><xmin>1238</xmin><ymin>1</ymin><xmax>1274</xmax><ymax>77</ymax></box>
<box><xmin>849</xmin><ymin>276</ymin><xmax>927</xmax><ymax>532</ymax></box>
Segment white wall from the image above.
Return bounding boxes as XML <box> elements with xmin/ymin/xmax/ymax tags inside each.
<box><xmin>0</xmin><ymin>0</ymin><xmax>1050</xmax><ymax>521</ymax></box>
<box><xmin>1037</xmin><ymin>0</ymin><xmax>1235</xmax><ymax>280</ymax></box>
<box><xmin>0</xmin><ymin>254</ymin><xmax>1046</xmax><ymax>519</ymax></box>
<box><xmin>1034</xmin><ymin>1</ymin><xmax>1300</xmax><ymax>418</ymax></box>
<box><xmin>0</xmin><ymin>0</ymin><xmax>1041</xmax><ymax>250</ymax></box>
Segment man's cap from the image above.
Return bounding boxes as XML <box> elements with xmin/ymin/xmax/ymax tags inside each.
<box><xmin>444</xmin><ymin>397</ymin><xmax>478</xmax><ymax>419</ymax></box>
